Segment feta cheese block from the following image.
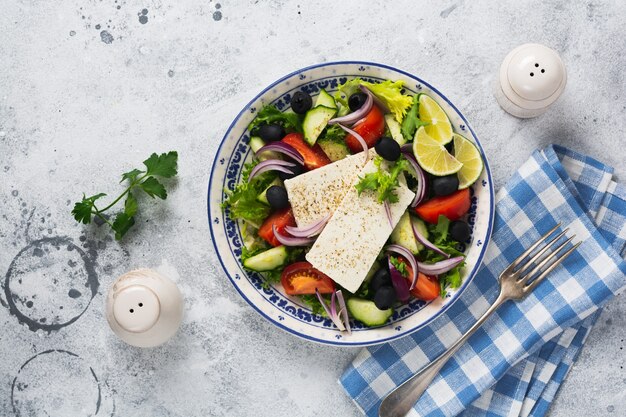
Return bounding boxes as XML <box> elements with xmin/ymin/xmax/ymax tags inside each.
<box><xmin>284</xmin><ymin>151</ymin><xmax>373</xmax><ymax>227</ymax></box>
<box><xmin>306</xmin><ymin>160</ymin><xmax>415</xmax><ymax>293</ymax></box>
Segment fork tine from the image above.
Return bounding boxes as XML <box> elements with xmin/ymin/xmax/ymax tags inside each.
<box><xmin>517</xmin><ymin>229</ymin><xmax>569</xmax><ymax>276</ymax></box>
<box><xmin>510</xmin><ymin>223</ymin><xmax>561</xmax><ymax>270</ymax></box>
<box><xmin>521</xmin><ymin>235</ymin><xmax>575</xmax><ymax>283</ymax></box>
<box><xmin>524</xmin><ymin>241</ymin><xmax>581</xmax><ymax>293</ymax></box>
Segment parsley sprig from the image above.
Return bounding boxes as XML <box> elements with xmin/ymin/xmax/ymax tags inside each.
<box><xmin>355</xmin><ymin>156</ymin><xmax>409</xmax><ymax>204</ymax></box>
<box><xmin>72</xmin><ymin>151</ymin><xmax>178</xmax><ymax>240</ymax></box>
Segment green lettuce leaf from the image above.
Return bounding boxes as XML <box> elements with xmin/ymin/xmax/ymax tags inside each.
<box><xmin>222</xmin><ymin>160</ymin><xmax>276</xmax><ymax>226</ymax></box>
<box><xmin>335</xmin><ymin>78</ymin><xmax>413</xmax><ymax>123</ymax></box>
<box><xmin>249</xmin><ymin>105</ymin><xmax>302</xmax><ymax>133</ymax></box>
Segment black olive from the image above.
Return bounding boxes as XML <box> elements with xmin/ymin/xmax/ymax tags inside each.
<box><xmin>374</xmin><ymin>286</ymin><xmax>397</xmax><ymax>310</ymax></box>
<box><xmin>374</xmin><ymin>137</ymin><xmax>401</xmax><ymax>161</ymax></box>
<box><xmin>278</xmin><ymin>163</ymin><xmax>304</xmax><ymax>180</ymax></box>
<box><xmin>370</xmin><ymin>268</ymin><xmax>391</xmax><ymax>293</ymax></box>
<box><xmin>266</xmin><ymin>185</ymin><xmax>289</xmax><ymax>210</ymax></box>
<box><xmin>290</xmin><ymin>91</ymin><xmax>313</xmax><ymax>115</ymax></box>
<box><xmin>348</xmin><ymin>92</ymin><xmax>368</xmax><ymax>111</ymax></box>
<box><xmin>258</xmin><ymin>124</ymin><xmax>285</xmax><ymax>142</ymax></box>
<box><xmin>432</xmin><ymin>174</ymin><xmax>459</xmax><ymax>196</ymax></box>
<box><xmin>449</xmin><ymin>220</ymin><xmax>471</xmax><ymax>242</ymax></box>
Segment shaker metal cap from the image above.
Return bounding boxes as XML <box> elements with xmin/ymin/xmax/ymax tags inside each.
<box><xmin>496</xmin><ymin>43</ymin><xmax>567</xmax><ymax>118</ymax></box>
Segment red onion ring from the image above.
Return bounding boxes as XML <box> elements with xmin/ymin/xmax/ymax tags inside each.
<box><xmin>249</xmin><ymin>159</ymin><xmax>295</xmax><ymax>180</ymax></box>
<box><xmin>316</xmin><ymin>289</ymin><xmax>347</xmax><ymax>331</ymax></box>
<box><xmin>335</xmin><ymin>290</ymin><xmax>351</xmax><ymax>334</ymax></box>
<box><xmin>256</xmin><ymin>142</ymin><xmax>304</xmax><ymax>165</ymax></box>
<box><xmin>384</xmin><ymin>200</ymin><xmax>393</xmax><ymax>228</ymax></box>
<box><xmin>411</xmin><ymin>218</ymin><xmax>450</xmax><ymax>258</ymax></box>
<box><xmin>388</xmin><ymin>257</ymin><xmax>410</xmax><ymax>302</ymax></box>
<box><xmin>284</xmin><ymin>213</ymin><xmax>331</xmax><ymax>237</ymax></box>
<box><xmin>272</xmin><ymin>224</ymin><xmax>316</xmax><ymax>246</ymax></box>
<box><xmin>385</xmin><ymin>244</ymin><xmax>419</xmax><ymax>290</ymax></box>
<box><xmin>328</xmin><ymin>91</ymin><xmax>373</xmax><ymax>126</ymax></box>
<box><xmin>402</xmin><ymin>151</ymin><xmax>428</xmax><ymax>207</ymax></box>
<box><xmin>361</xmin><ymin>85</ymin><xmax>389</xmax><ymax>113</ymax></box>
<box><xmin>417</xmin><ymin>256</ymin><xmax>464</xmax><ymax>276</ymax></box>
<box><xmin>338</xmin><ymin>123</ymin><xmax>368</xmax><ymax>165</ymax></box>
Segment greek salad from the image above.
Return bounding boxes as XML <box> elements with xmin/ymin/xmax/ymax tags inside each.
<box><xmin>222</xmin><ymin>77</ymin><xmax>484</xmax><ymax>331</ymax></box>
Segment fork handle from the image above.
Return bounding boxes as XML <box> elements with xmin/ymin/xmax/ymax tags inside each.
<box><xmin>379</xmin><ymin>292</ymin><xmax>509</xmax><ymax>417</ymax></box>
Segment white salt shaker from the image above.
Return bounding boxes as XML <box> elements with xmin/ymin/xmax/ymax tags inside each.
<box><xmin>105</xmin><ymin>268</ymin><xmax>183</xmax><ymax>347</ymax></box>
<box><xmin>495</xmin><ymin>43</ymin><xmax>567</xmax><ymax>118</ymax></box>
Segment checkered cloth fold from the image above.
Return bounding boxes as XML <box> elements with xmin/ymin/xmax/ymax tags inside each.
<box><xmin>340</xmin><ymin>145</ymin><xmax>626</xmax><ymax>417</ymax></box>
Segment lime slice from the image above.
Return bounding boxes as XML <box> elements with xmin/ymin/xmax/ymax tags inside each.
<box><xmin>453</xmin><ymin>133</ymin><xmax>484</xmax><ymax>189</ymax></box>
<box><xmin>413</xmin><ymin>126</ymin><xmax>463</xmax><ymax>176</ymax></box>
<box><xmin>418</xmin><ymin>94</ymin><xmax>453</xmax><ymax>145</ymax></box>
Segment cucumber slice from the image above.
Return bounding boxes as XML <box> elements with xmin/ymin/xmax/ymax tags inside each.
<box><xmin>249</xmin><ymin>136</ymin><xmax>279</xmax><ymax>161</ymax></box>
<box><xmin>390</xmin><ymin>212</ymin><xmax>428</xmax><ymax>254</ymax></box>
<box><xmin>249</xmin><ymin>136</ymin><xmax>265</xmax><ymax>153</ymax></box>
<box><xmin>303</xmin><ymin>106</ymin><xmax>336</xmax><ymax>146</ymax></box>
<box><xmin>385</xmin><ymin>115</ymin><xmax>407</xmax><ymax>145</ymax></box>
<box><xmin>347</xmin><ymin>298</ymin><xmax>393</xmax><ymax>327</ymax></box>
<box><xmin>318</xmin><ymin>139</ymin><xmax>350</xmax><ymax>162</ymax></box>
<box><xmin>243</xmin><ymin>245</ymin><xmax>288</xmax><ymax>271</ymax></box>
<box><xmin>256</xmin><ymin>178</ymin><xmax>283</xmax><ymax>205</ymax></box>
<box><xmin>315</xmin><ymin>89</ymin><xmax>337</xmax><ymax>109</ymax></box>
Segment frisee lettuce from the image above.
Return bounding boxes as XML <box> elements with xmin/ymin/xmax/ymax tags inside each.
<box><xmin>334</xmin><ymin>78</ymin><xmax>413</xmax><ymax>123</ymax></box>
<box><xmin>355</xmin><ymin>156</ymin><xmax>409</xmax><ymax>204</ymax></box>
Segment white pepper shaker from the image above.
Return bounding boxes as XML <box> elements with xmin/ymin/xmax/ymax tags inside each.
<box><xmin>495</xmin><ymin>43</ymin><xmax>567</xmax><ymax>118</ymax></box>
<box><xmin>105</xmin><ymin>268</ymin><xmax>183</xmax><ymax>347</ymax></box>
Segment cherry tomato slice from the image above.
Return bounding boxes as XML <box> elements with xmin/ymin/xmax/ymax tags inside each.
<box><xmin>408</xmin><ymin>272</ymin><xmax>440</xmax><ymax>301</ymax></box>
<box><xmin>258</xmin><ymin>207</ymin><xmax>296</xmax><ymax>247</ymax></box>
<box><xmin>414</xmin><ymin>188</ymin><xmax>471</xmax><ymax>224</ymax></box>
<box><xmin>282</xmin><ymin>133</ymin><xmax>331</xmax><ymax>170</ymax></box>
<box><xmin>345</xmin><ymin>105</ymin><xmax>385</xmax><ymax>153</ymax></box>
<box><xmin>280</xmin><ymin>261</ymin><xmax>336</xmax><ymax>295</ymax></box>
<box><xmin>396</xmin><ymin>257</ymin><xmax>441</xmax><ymax>302</ymax></box>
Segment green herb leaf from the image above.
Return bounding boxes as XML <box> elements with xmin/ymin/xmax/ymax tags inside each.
<box><xmin>143</xmin><ymin>151</ymin><xmax>178</xmax><ymax>178</ymax></box>
<box><xmin>111</xmin><ymin>212</ymin><xmax>135</xmax><ymax>240</ymax></box>
<box><xmin>140</xmin><ymin>177</ymin><xmax>167</xmax><ymax>199</ymax></box>
<box><xmin>71</xmin><ymin>193</ymin><xmax>106</xmax><ymax>224</ymax></box>
<box><xmin>433</xmin><ymin>215</ymin><xmax>450</xmax><ymax>244</ymax></box>
<box><xmin>248</xmin><ymin>105</ymin><xmax>303</xmax><ymax>133</ymax></box>
<box><xmin>401</xmin><ymin>95</ymin><xmax>428</xmax><ymax>142</ymax></box>
<box><xmin>355</xmin><ymin>156</ymin><xmax>409</xmax><ymax>204</ymax></box>
<box><xmin>124</xmin><ymin>192</ymin><xmax>138</xmax><ymax>217</ymax></box>
<box><xmin>72</xmin><ymin>151</ymin><xmax>177</xmax><ymax>239</ymax></box>
<box><xmin>439</xmin><ymin>265</ymin><xmax>463</xmax><ymax>298</ymax></box>
<box><xmin>121</xmin><ymin>168</ymin><xmax>144</xmax><ymax>183</ymax></box>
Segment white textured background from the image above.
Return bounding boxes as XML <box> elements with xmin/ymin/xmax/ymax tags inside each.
<box><xmin>0</xmin><ymin>1</ymin><xmax>624</xmax><ymax>416</ymax></box>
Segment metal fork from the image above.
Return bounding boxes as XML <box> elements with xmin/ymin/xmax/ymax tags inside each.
<box><xmin>379</xmin><ymin>223</ymin><xmax>581</xmax><ymax>417</ymax></box>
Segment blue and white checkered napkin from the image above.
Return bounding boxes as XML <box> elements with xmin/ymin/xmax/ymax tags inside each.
<box><xmin>340</xmin><ymin>145</ymin><xmax>626</xmax><ymax>417</ymax></box>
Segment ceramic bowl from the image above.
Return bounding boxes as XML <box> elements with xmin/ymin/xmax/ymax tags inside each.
<box><xmin>208</xmin><ymin>61</ymin><xmax>494</xmax><ymax>346</ymax></box>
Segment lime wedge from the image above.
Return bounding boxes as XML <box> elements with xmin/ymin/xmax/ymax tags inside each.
<box><xmin>453</xmin><ymin>133</ymin><xmax>484</xmax><ymax>189</ymax></box>
<box><xmin>418</xmin><ymin>94</ymin><xmax>453</xmax><ymax>145</ymax></box>
<box><xmin>413</xmin><ymin>126</ymin><xmax>463</xmax><ymax>176</ymax></box>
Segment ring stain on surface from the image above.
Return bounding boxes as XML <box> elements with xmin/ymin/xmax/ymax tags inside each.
<box><xmin>11</xmin><ymin>350</ymin><xmax>114</xmax><ymax>417</ymax></box>
<box><xmin>2</xmin><ymin>237</ymin><xmax>99</xmax><ymax>332</ymax></box>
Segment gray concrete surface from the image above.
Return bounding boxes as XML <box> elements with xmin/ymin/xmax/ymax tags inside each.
<box><xmin>0</xmin><ymin>1</ymin><xmax>624</xmax><ymax>416</ymax></box>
